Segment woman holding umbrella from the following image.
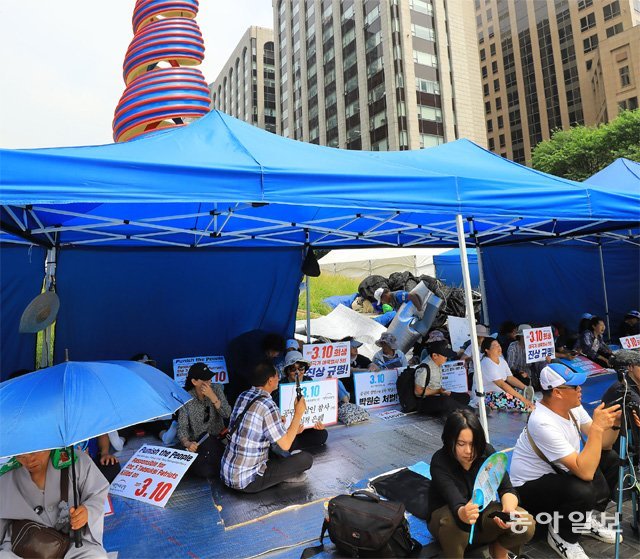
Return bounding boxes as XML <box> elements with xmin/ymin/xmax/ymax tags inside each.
<box><xmin>0</xmin><ymin>449</ymin><xmax>109</xmax><ymax>558</ymax></box>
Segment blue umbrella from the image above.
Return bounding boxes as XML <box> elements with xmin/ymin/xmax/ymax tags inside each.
<box><xmin>0</xmin><ymin>360</ymin><xmax>192</xmax><ymax>458</ymax></box>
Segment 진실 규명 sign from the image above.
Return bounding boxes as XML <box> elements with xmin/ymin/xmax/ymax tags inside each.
<box><xmin>353</xmin><ymin>369</ymin><xmax>399</xmax><ymax>409</ymax></box>
<box><xmin>279</xmin><ymin>379</ymin><xmax>338</xmax><ymax>429</ymax></box>
<box><xmin>302</xmin><ymin>342</ymin><xmax>350</xmax><ymax>379</ymax></box>
<box><xmin>172</xmin><ymin>356</ymin><xmax>228</xmax><ymax>387</ymax></box>
<box><xmin>523</xmin><ymin>326</ymin><xmax>555</xmax><ymax>364</ymax></box>
<box><xmin>109</xmin><ymin>445</ymin><xmax>196</xmax><ymax>508</ymax></box>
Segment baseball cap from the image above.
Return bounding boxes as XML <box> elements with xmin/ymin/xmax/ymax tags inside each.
<box><xmin>187</xmin><ymin>362</ymin><xmax>214</xmax><ymax>381</ymax></box>
<box><xmin>286</xmin><ymin>338</ymin><xmax>299</xmax><ymax>350</ymax></box>
<box><xmin>427</xmin><ymin>340</ymin><xmax>457</xmax><ymax>360</ymax></box>
<box><xmin>349</xmin><ymin>339</ymin><xmax>363</xmax><ymax>348</ymax></box>
<box><xmin>581</xmin><ymin>313</ymin><xmax>593</xmax><ymax>320</ymax></box>
<box><xmin>426</xmin><ymin>330</ymin><xmax>446</xmax><ymax>343</ymax></box>
<box><xmin>516</xmin><ymin>324</ymin><xmax>532</xmax><ymax>337</ymax></box>
<box><xmin>626</xmin><ymin>310</ymin><xmax>640</xmax><ymax>320</ymax></box>
<box><xmin>374</xmin><ymin>287</ymin><xmax>387</xmax><ymax>303</ymax></box>
<box><xmin>539</xmin><ymin>363</ymin><xmax>586</xmax><ymax>390</ymax></box>
<box><xmin>284</xmin><ymin>350</ymin><xmax>310</xmax><ymax>369</ymax></box>
<box><xmin>476</xmin><ymin>324</ymin><xmax>491</xmax><ymax>337</ymax></box>
<box><xmin>376</xmin><ymin>332</ymin><xmax>398</xmax><ymax>349</ymax></box>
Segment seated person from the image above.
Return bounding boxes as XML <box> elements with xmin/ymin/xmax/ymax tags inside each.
<box><xmin>427</xmin><ymin>409</ymin><xmax>535</xmax><ymax>559</ymax></box>
<box><xmin>285</xmin><ymin>338</ymin><xmax>301</xmax><ymax>353</ymax></box>
<box><xmin>371</xmin><ymin>333</ymin><xmax>408</xmax><ymax>370</ymax></box>
<box><xmin>221</xmin><ymin>361</ymin><xmax>312</xmax><ymax>493</ymax></box>
<box><xmin>344</xmin><ymin>337</ymin><xmax>372</xmax><ymax>372</ymax></box>
<box><xmin>618</xmin><ymin>310</ymin><xmax>640</xmax><ymax>342</ymax></box>
<box><xmin>497</xmin><ymin>321</ymin><xmax>517</xmax><ymax>356</ymax></box>
<box><xmin>579</xmin><ymin>316</ymin><xmax>613</xmax><ymax>368</ymax></box>
<box><xmin>91</xmin><ymin>434</ymin><xmax>121</xmax><ymax>483</ymax></box>
<box><xmin>460</xmin><ymin>324</ymin><xmax>491</xmax><ymax>386</ymax></box>
<box><xmin>510</xmin><ymin>364</ymin><xmax>621</xmax><ymax>559</ymax></box>
<box><xmin>552</xmin><ymin>322</ymin><xmax>578</xmax><ymax>360</ymax></box>
<box><xmin>278</xmin><ymin>351</ymin><xmax>328</xmax><ymax>450</ymax></box>
<box><xmin>506</xmin><ymin>324</ymin><xmax>532</xmax><ymax>385</ymax></box>
<box><xmin>415</xmin><ymin>341</ymin><xmax>471</xmax><ymax>416</ymax></box>
<box><xmin>478</xmin><ymin>337</ymin><xmax>534</xmax><ymax>412</ymax></box>
<box><xmin>0</xmin><ymin>449</ymin><xmax>109</xmax><ymax>558</ymax></box>
<box><xmin>177</xmin><ymin>362</ymin><xmax>231</xmax><ymax>478</ymax></box>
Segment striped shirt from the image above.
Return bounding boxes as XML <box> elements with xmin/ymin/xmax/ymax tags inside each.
<box><xmin>220</xmin><ymin>387</ymin><xmax>286</xmax><ymax>489</ymax></box>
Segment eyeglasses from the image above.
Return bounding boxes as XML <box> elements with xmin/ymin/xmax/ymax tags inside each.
<box><xmin>290</xmin><ymin>364</ymin><xmax>307</xmax><ymax>371</ymax></box>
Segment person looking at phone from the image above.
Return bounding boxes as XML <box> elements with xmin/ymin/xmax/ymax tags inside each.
<box><xmin>426</xmin><ymin>409</ymin><xmax>535</xmax><ymax>559</ymax></box>
<box><xmin>510</xmin><ymin>363</ymin><xmax>621</xmax><ymax>559</ymax></box>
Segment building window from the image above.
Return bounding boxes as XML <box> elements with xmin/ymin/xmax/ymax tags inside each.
<box><xmin>418</xmin><ymin>106</ymin><xmax>443</xmax><ymax>122</ymax></box>
<box><xmin>498</xmin><ymin>115</ymin><xmax>504</xmax><ymax>129</ymax></box>
<box><xmin>485</xmin><ymin>100</ymin><xmax>491</xmax><ymax>114</ymax></box>
<box><xmin>488</xmin><ymin>137</ymin><xmax>495</xmax><ymax>150</ymax></box>
<box><xmin>577</xmin><ymin>0</ymin><xmax>593</xmax><ymax>9</ymax></box>
<box><xmin>483</xmin><ymin>83</ymin><xmax>490</xmax><ymax>96</ymax></box>
<box><xmin>413</xmin><ymin>50</ymin><xmax>438</xmax><ymax>67</ymax></box>
<box><xmin>490</xmin><ymin>43</ymin><xmax>496</xmax><ymax>56</ymax></box>
<box><xmin>495</xmin><ymin>97</ymin><xmax>502</xmax><ymax>110</ymax></box>
<box><xmin>620</xmin><ymin>65</ymin><xmax>631</xmax><ymax>87</ymax></box>
<box><xmin>487</xmin><ymin>119</ymin><xmax>493</xmax><ymax>132</ymax></box>
<box><xmin>492</xmin><ymin>60</ymin><xmax>498</xmax><ymax>74</ymax></box>
<box><xmin>410</xmin><ymin>0</ymin><xmax>433</xmax><ymax>16</ymax></box>
<box><xmin>606</xmin><ymin>23</ymin><xmax>624</xmax><ymax>37</ymax></box>
<box><xmin>603</xmin><ymin>1</ymin><xmax>621</xmax><ymax>21</ymax></box>
<box><xmin>580</xmin><ymin>13</ymin><xmax>596</xmax><ymax>31</ymax></box>
<box><xmin>480</xmin><ymin>48</ymin><xmax>486</xmax><ymax>61</ymax></box>
<box><xmin>619</xmin><ymin>96</ymin><xmax>638</xmax><ymax>112</ymax></box>
<box><xmin>493</xmin><ymin>78</ymin><xmax>500</xmax><ymax>92</ymax></box>
<box><xmin>499</xmin><ymin>134</ymin><xmax>506</xmax><ymax>148</ymax></box>
<box><xmin>482</xmin><ymin>66</ymin><xmax>488</xmax><ymax>78</ymax></box>
<box><xmin>583</xmin><ymin>34</ymin><xmax>598</xmax><ymax>53</ymax></box>
<box><xmin>411</xmin><ymin>23</ymin><xmax>435</xmax><ymax>41</ymax></box>
<box><xmin>419</xmin><ymin>134</ymin><xmax>443</xmax><ymax>148</ymax></box>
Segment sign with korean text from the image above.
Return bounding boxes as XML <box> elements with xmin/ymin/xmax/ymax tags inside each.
<box><xmin>441</xmin><ymin>360</ymin><xmax>468</xmax><ymax>393</ymax></box>
<box><xmin>172</xmin><ymin>355</ymin><xmax>228</xmax><ymax>387</ymax></box>
<box><xmin>109</xmin><ymin>445</ymin><xmax>196</xmax><ymax>508</ymax></box>
<box><xmin>524</xmin><ymin>326</ymin><xmax>555</xmax><ymax>363</ymax></box>
<box><xmin>620</xmin><ymin>335</ymin><xmax>640</xmax><ymax>351</ymax></box>
<box><xmin>559</xmin><ymin>355</ymin><xmax>607</xmax><ymax>377</ymax></box>
<box><xmin>448</xmin><ymin>316</ymin><xmax>471</xmax><ymax>352</ymax></box>
<box><xmin>279</xmin><ymin>379</ymin><xmax>338</xmax><ymax>429</ymax></box>
<box><xmin>353</xmin><ymin>369</ymin><xmax>399</xmax><ymax>409</ymax></box>
<box><xmin>303</xmin><ymin>342</ymin><xmax>350</xmax><ymax>379</ymax></box>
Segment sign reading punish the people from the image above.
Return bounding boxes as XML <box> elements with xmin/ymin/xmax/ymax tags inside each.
<box><xmin>109</xmin><ymin>445</ymin><xmax>196</xmax><ymax>508</ymax></box>
<box><xmin>302</xmin><ymin>342</ymin><xmax>350</xmax><ymax>379</ymax></box>
<box><xmin>279</xmin><ymin>379</ymin><xmax>338</xmax><ymax>429</ymax></box>
<box><xmin>353</xmin><ymin>369</ymin><xmax>399</xmax><ymax>409</ymax></box>
<box><xmin>172</xmin><ymin>355</ymin><xmax>228</xmax><ymax>387</ymax></box>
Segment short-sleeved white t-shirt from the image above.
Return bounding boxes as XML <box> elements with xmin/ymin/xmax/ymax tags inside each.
<box><xmin>480</xmin><ymin>356</ymin><xmax>511</xmax><ymax>393</ymax></box>
<box><xmin>510</xmin><ymin>403</ymin><xmax>592</xmax><ymax>486</ymax></box>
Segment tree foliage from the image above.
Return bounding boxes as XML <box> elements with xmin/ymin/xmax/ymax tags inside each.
<box><xmin>531</xmin><ymin>109</ymin><xmax>640</xmax><ymax>181</ymax></box>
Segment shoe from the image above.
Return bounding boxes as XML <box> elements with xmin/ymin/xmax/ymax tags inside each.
<box><xmin>107</xmin><ymin>430</ymin><xmax>125</xmax><ymax>452</ymax></box>
<box><xmin>584</xmin><ymin>512</ymin><xmax>619</xmax><ymax>544</ymax></box>
<box><xmin>282</xmin><ymin>472</ymin><xmax>308</xmax><ymax>483</ymax></box>
<box><xmin>161</xmin><ymin>420</ymin><xmax>178</xmax><ymax>445</ymax></box>
<box><xmin>523</xmin><ymin>385</ymin><xmax>535</xmax><ymax>403</ymax></box>
<box><xmin>547</xmin><ymin>526</ymin><xmax>589</xmax><ymax>559</ymax></box>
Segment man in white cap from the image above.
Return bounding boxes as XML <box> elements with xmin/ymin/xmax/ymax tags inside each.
<box><xmin>510</xmin><ymin>363</ymin><xmax>621</xmax><ymax>559</ymax></box>
<box><xmin>373</xmin><ymin>287</ymin><xmax>421</xmax><ymax>313</ymax></box>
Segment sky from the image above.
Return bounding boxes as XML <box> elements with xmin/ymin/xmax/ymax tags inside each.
<box><xmin>0</xmin><ymin>0</ymin><xmax>274</xmax><ymax>149</ymax></box>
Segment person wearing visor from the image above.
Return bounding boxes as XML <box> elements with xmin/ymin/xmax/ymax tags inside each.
<box><xmin>510</xmin><ymin>363</ymin><xmax>621</xmax><ymax>559</ymax></box>
<box><xmin>177</xmin><ymin>362</ymin><xmax>231</xmax><ymax>478</ymax></box>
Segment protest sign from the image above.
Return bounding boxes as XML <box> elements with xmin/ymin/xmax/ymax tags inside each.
<box><xmin>448</xmin><ymin>316</ymin><xmax>471</xmax><ymax>352</ymax></box>
<box><xmin>279</xmin><ymin>379</ymin><xmax>338</xmax><ymax>429</ymax></box>
<box><xmin>303</xmin><ymin>342</ymin><xmax>350</xmax><ymax>379</ymax></box>
<box><xmin>441</xmin><ymin>360</ymin><xmax>468</xmax><ymax>393</ymax></box>
<box><xmin>620</xmin><ymin>334</ymin><xmax>640</xmax><ymax>351</ymax></box>
<box><xmin>172</xmin><ymin>356</ymin><xmax>228</xmax><ymax>387</ymax></box>
<box><xmin>109</xmin><ymin>445</ymin><xmax>196</xmax><ymax>508</ymax></box>
<box><xmin>377</xmin><ymin>409</ymin><xmax>406</xmax><ymax>420</ymax></box>
<box><xmin>560</xmin><ymin>355</ymin><xmax>608</xmax><ymax>377</ymax></box>
<box><xmin>354</xmin><ymin>369</ymin><xmax>400</xmax><ymax>409</ymax></box>
<box><xmin>523</xmin><ymin>326</ymin><xmax>555</xmax><ymax>363</ymax></box>
<box><xmin>104</xmin><ymin>496</ymin><xmax>114</xmax><ymax>517</ymax></box>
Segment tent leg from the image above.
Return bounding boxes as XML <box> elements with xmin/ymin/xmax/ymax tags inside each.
<box><xmin>456</xmin><ymin>215</ymin><xmax>490</xmax><ymax>442</ymax></box>
<box><xmin>40</xmin><ymin>247</ymin><xmax>57</xmax><ymax>368</ymax></box>
<box><xmin>305</xmin><ymin>275</ymin><xmax>311</xmax><ymax>344</ymax></box>
<box><xmin>471</xmin><ymin>220</ymin><xmax>490</xmax><ymax>326</ymax></box>
<box><xmin>597</xmin><ymin>239</ymin><xmax>611</xmax><ymax>337</ymax></box>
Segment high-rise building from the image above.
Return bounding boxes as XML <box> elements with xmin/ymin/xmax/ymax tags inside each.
<box><xmin>475</xmin><ymin>0</ymin><xmax>640</xmax><ymax>163</ymax></box>
<box><xmin>211</xmin><ymin>27</ymin><xmax>277</xmax><ymax>133</ymax></box>
<box><xmin>273</xmin><ymin>0</ymin><xmax>487</xmax><ymax>150</ymax></box>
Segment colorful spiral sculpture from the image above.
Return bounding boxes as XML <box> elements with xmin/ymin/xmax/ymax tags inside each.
<box><xmin>113</xmin><ymin>0</ymin><xmax>210</xmax><ymax>142</ymax></box>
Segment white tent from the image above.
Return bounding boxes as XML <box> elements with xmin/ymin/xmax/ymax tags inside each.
<box><xmin>318</xmin><ymin>248</ymin><xmax>449</xmax><ymax>279</ymax></box>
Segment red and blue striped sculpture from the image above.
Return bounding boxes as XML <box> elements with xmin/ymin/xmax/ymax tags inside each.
<box><xmin>113</xmin><ymin>0</ymin><xmax>210</xmax><ymax>142</ymax></box>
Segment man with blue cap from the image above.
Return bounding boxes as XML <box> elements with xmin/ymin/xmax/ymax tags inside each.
<box><xmin>509</xmin><ymin>363</ymin><xmax>621</xmax><ymax>559</ymax></box>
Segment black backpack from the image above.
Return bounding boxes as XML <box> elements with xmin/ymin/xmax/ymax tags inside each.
<box><xmin>396</xmin><ymin>364</ymin><xmax>430</xmax><ymax>413</ymax></box>
<box><xmin>301</xmin><ymin>491</ymin><xmax>420</xmax><ymax>559</ymax></box>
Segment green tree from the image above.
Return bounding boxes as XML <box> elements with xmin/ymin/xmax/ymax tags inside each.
<box><xmin>531</xmin><ymin>109</ymin><xmax>640</xmax><ymax>181</ymax></box>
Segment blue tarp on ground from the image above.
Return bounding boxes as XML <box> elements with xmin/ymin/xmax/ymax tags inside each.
<box><xmin>1</xmin><ymin>246</ymin><xmax>46</xmax><ymax>378</ymax></box>
<box><xmin>52</xmin><ymin>247</ymin><xmax>302</xmax><ymax>376</ymax></box>
<box><xmin>433</xmin><ymin>249</ymin><xmax>479</xmax><ymax>288</ymax></box>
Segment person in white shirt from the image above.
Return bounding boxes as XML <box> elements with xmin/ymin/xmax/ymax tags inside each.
<box><xmin>510</xmin><ymin>363</ymin><xmax>621</xmax><ymax>559</ymax></box>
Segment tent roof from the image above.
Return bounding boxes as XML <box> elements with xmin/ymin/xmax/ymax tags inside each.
<box><xmin>1</xmin><ymin>111</ymin><xmax>638</xmax><ymax>249</ymax></box>
<box><xmin>319</xmin><ymin>247</ymin><xmax>449</xmax><ymax>265</ymax></box>
<box><xmin>585</xmin><ymin>158</ymin><xmax>640</xmax><ymax>193</ymax></box>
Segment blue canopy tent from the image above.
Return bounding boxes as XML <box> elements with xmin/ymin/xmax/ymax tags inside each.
<box><xmin>433</xmin><ymin>249</ymin><xmax>479</xmax><ymax>289</ymax></box>
<box><xmin>2</xmin><ymin>111</ymin><xmax>639</xmax><ymax>438</ymax></box>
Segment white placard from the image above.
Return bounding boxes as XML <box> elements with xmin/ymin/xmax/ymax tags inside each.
<box><xmin>353</xmin><ymin>369</ymin><xmax>399</xmax><ymax>409</ymax></box>
<box><xmin>441</xmin><ymin>360</ymin><xmax>468</xmax><ymax>393</ymax></box>
<box><xmin>172</xmin><ymin>356</ymin><xmax>228</xmax><ymax>387</ymax></box>
<box><xmin>377</xmin><ymin>409</ymin><xmax>406</xmax><ymax>420</ymax></box>
<box><xmin>109</xmin><ymin>445</ymin><xmax>197</xmax><ymax>508</ymax></box>
<box><xmin>302</xmin><ymin>342</ymin><xmax>350</xmax><ymax>379</ymax></box>
<box><xmin>104</xmin><ymin>496</ymin><xmax>114</xmax><ymax>516</ymax></box>
<box><xmin>523</xmin><ymin>326</ymin><xmax>555</xmax><ymax>363</ymax></box>
<box><xmin>448</xmin><ymin>316</ymin><xmax>471</xmax><ymax>352</ymax></box>
<box><xmin>279</xmin><ymin>379</ymin><xmax>338</xmax><ymax>429</ymax></box>
<box><xmin>620</xmin><ymin>335</ymin><xmax>640</xmax><ymax>351</ymax></box>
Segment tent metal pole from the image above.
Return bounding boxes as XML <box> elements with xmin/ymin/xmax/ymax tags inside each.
<box><xmin>305</xmin><ymin>275</ymin><xmax>311</xmax><ymax>344</ymax></box>
<box><xmin>456</xmin><ymin>215</ymin><xmax>490</xmax><ymax>442</ymax></box>
<box><xmin>40</xmin><ymin>247</ymin><xmax>57</xmax><ymax>368</ymax></box>
<box><xmin>471</xmin><ymin>219</ymin><xmax>490</xmax><ymax>327</ymax></box>
<box><xmin>597</xmin><ymin>239</ymin><xmax>611</xmax><ymax>337</ymax></box>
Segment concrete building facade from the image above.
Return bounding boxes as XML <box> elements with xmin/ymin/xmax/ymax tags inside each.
<box><xmin>211</xmin><ymin>26</ymin><xmax>277</xmax><ymax>133</ymax></box>
<box><xmin>474</xmin><ymin>0</ymin><xmax>640</xmax><ymax>163</ymax></box>
<box><xmin>272</xmin><ymin>0</ymin><xmax>487</xmax><ymax>150</ymax></box>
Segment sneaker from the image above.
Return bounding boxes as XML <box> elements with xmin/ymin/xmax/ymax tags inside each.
<box><xmin>282</xmin><ymin>472</ymin><xmax>308</xmax><ymax>484</ymax></box>
<box><xmin>547</xmin><ymin>526</ymin><xmax>589</xmax><ymax>559</ymax></box>
<box><xmin>523</xmin><ymin>385</ymin><xmax>535</xmax><ymax>403</ymax></box>
<box><xmin>585</xmin><ymin>512</ymin><xmax>619</xmax><ymax>544</ymax></box>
